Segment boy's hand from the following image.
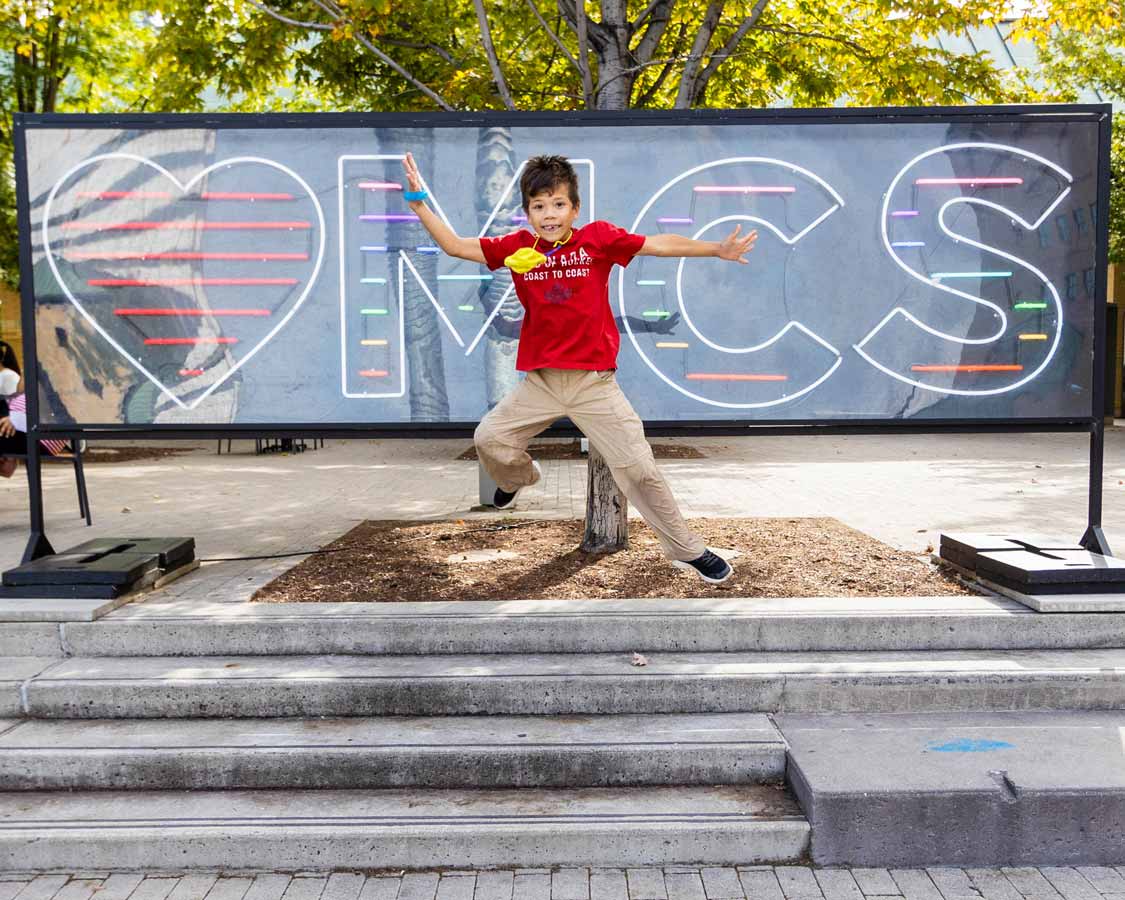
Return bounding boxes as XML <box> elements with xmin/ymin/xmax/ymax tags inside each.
<box><xmin>402</xmin><ymin>152</ymin><xmax>425</xmax><ymax>205</ymax></box>
<box><xmin>717</xmin><ymin>224</ymin><xmax>758</xmax><ymax>263</ymax></box>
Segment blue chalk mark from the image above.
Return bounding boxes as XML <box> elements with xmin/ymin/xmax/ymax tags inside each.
<box><xmin>927</xmin><ymin>738</ymin><xmax>1015</xmax><ymax>753</ymax></box>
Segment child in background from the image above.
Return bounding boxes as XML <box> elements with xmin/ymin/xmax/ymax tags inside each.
<box><xmin>402</xmin><ymin>153</ymin><xmax>756</xmax><ymax>583</ymax></box>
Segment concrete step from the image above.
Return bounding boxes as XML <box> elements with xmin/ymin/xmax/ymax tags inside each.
<box><xmin>51</xmin><ymin>596</ymin><xmax>1125</xmax><ymax>656</ymax></box>
<box><xmin>777</xmin><ymin>710</ymin><xmax>1125</xmax><ymax>867</ymax></box>
<box><xmin>12</xmin><ymin>648</ymin><xmax>1125</xmax><ymax>718</ymax></box>
<box><xmin>0</xmin><ymin>784</ymin><xmax>809</xmax><ymax>870</ymax></box>
<box><xmin>0</xmin><ymin>712</ymin><xmax>785</xmax><ymax>790</ymax></box>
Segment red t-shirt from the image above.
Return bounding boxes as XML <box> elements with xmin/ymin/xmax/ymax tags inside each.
<box><xmin>480</xmin><ymin>220</ymin><xmax>646</xmax><ymax>372</ymax></box>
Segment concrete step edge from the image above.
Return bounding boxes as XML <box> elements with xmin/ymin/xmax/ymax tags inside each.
<box><xmin>0</xmin><ymin>713</ymin><xmax>786</xmax><ymax>790</ymax></box>
<box><xmin>0</xmin><ymin>785</ymin><xmax>810</xmax><ymax>870</ymax></box>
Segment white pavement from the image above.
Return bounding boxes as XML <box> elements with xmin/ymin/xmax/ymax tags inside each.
<box><xmin>1</xmin><ymin>427</ymin><xmax>1123</xmax><ymax>585</ymax></box>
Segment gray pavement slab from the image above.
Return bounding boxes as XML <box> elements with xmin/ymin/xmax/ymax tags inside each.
<box><xmin>0</xmin><ymin>597</ymin><xmax>132</xmax><ymax>624</ymax></box>
<box><xmin>550</xmin><ymin>870</ymin><xmax>587</xmax><ymax>900</ymax></box>
<box><xmin>10</xmin><ymin>877</ymin><xmax>69</xmax><ymax>900</ymax></box>
<box><xmin>699</xmin><ymin>869</ymin><xmax>742</xmax><ymax>900</ymax></box>
<box><xmin>130</xmin><ymin>880</ymin><xmax>180</xmax><ymax>900</ymax></box>
<box><xmin>1074</xmin><ymin>869</ymin><xmax>1125</xmax><ymax>894</ymax></box>
<box><xmin>888</xmin><ymin>872</ymin><xmax>940</xmax><ymax>900</ymax></box>
<box><xmin>513</xmin><ymin>875</ymin><xmax>550</xmax><ymax>900</ymax></box>
<box><xmin>357</xmin><ymin>879</ymin><xmax>400</xmax><ymax>900</ymax></box>
<box><xmin>737</xmin><ymin>868</ymin><xmax>784</xmax><ymax>900</ymax></box>
<box><xmin>243</xmin><ymin>877</ymin><xmax>293</xmax><ymax>900</ymax></box>
<box><xmin>922</xmin><ymin>869</ymin><xmax>979</xmax><ymax>900</ymax></box>
<box><xmin>585</xmin><ymin>872</ymin><xmax>623</xmax><ymax>900</ymax></box>
<box><xmin>811</xmin><ymin>871</ymin><xmax>862</xmax><ymax>900</ymax></box>
<box><xmin>775</xmin><ymin>867</ymin><xmax>822</xmax><ymax>899</ymax></box>
<box><xmin>849</xmin><ymin>873</ymin><xmax>899</xmax><ymax>897</ymax></box>
<box><xmin>168</xmin><ymin>878</ymin><xmax>221</xmax><ymax>900</ymax></box>
<box><xmin>321</xmin><ymin>876</ymin><xmax>365</xmax><ymax>900</ymax></box>
<box><xmin>473</xmin><ymin>872</ymin><xmax>512</xmax><ymax>900</ymax></box>
<box><xmin>204</xmin><ymin>880</ymin><xmax>254</xmax><ymax>900</ymax></box>
<box><xmin>398</xmin><ymin>875</ymin><xmax>439</xmax><ymax>900</ymax></box>
<box><xmin>0</xmin><ymin>712</ymin><xmax>783</xmax><ymax>790</ymax></box>
<box><xmin>663</xmin><ymin>875</ymin><xmax>704</xmax><ymax>900</ymax></box>
<box><xmin>963</xmin><ymin>870</ymin><xmax>1022</xmax><ymax>900</ymax></box>
<box><xmin>435</xmin><ymin>877</ymin><xmax>474</xmax><ymax>900</ymax></box>
<box><xmin>626</xmin><ymin>871</ymin><xmax>667</xmax><ymax>900</ymax></box>
<box><xmin>779</xmin><ymin>712</ymin><xmax>1125</xmax><ymax>866</ymax></box>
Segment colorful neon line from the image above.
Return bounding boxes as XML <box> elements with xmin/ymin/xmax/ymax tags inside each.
<box><xmin>179</xmin><ymin>368</ymin><xmax>204</xmax><ymax>376</ymax></box>
<box><xmin>438</xmin><ymin>274</ymin><xmax>493</xmax><ymax>281</ymax></box>
<box><xmin>360</xmin><ymin>277</ymin><xmax>387</xmax><ymax>284</ymax></box>
<box><xmin>360</xmin><ymin>308</ymin><xmax>389</xmax><ymax>315</ymax></box>
<box><xmin>657</xmin><ymin>217</ymin><xmax>694</xmax><ymax>225</ymax></box>
<box><xmin>910</xmin><ymin>365</ymin><xmax>1024</xmax><ymax>373</ymax></box>
<box><xmin>511</xmin><ymin>215</ymin><xmax>528</xmax><ymax>223</ymax></box>
<box><xmin>891</xmin><ymin>241</ymin><xmax>925</xmax><ymax>248</ymax></box>
<box><xmin>891</xmin><ymin>210</ymin><xmax>919</xmax><ymax>217</ymax></box>
<box><xmin>931</xmin><ymin>271</ymin><xmax>1013</xmax><ymax>279</ymax></box>
<box><xmin>359</xmin><ymin>214</ymin><xmax>419</xmax><ymax>222</ymax></box>
<box><xmin>1018</xmin><ymin>333</ymin><xmax>1048</xmax><ymax>341</ymax></box>
<box><xmin>358</xmin><ymin>369</ymin><xmax>389</xmax><ymax>377</ymax></box>
<box><xmin>144</xmin><ymin>337</ymin><xmax>238</xmax><ymax>345</ymax></box>
<box><xmin>915</xmin><ymin>178</ymin><xmax>1022</xmax><ymax>186</ymax></box>
<box><xmin>457</xmin><ymin>305</ymin><xmax>475</xmax><ymax>311</ymax></box>
<box><xmin>77</xmin><ymin>191</ymin><xmax>171</xmax><ymax>200</ymax></box>
<box><xmin>358</xmin><ymin>182</ymin><xmax>403</xmax><ymax>190</ymax></box>
<box><xmin>416</xmin><ymin>246</ymin><xmax>440</xmax><ymax>254</ymax></box>
<box><xmin>694</xmin><ymin>186</ymin><xmax>796</xmax><ymax>194</ymax></box>
<box><xmin>686</xmin><ymin>373</ymin><xmax>788</xmax><ymax>382</ymax></box>
<box><xmin>637</xmin><ymin>280</ymin><xmax>666</xmax><ymax>286</ymax></box>
<box><xmin>114</xmin><ymin>309</ymin><xmax>270</xmax><ymax>317</ymax></box>
<box><xmin>360</xmin><ymin>245</ymin><xmax>389</xmax><ymax>252</ymax></box>
<box><xmin>61</xmin><ymin>220</ymin><xmax>310</xmax><ymax>231</ymax></box>
<box><xmin>642</xmin><ymin>310</ymin><xmax>672</xmax><ymax>318</ymax></box>
<box><xmin>361</xmin><ymin>339</ymin><xmax>388</xmax><ymax>346</ymax></box>
<box><xmin>91</xmin><ymin>277</ymin><xmax>297</xmax><ymax>287</ymax></box>
<box><xmin>200</xmin><ymin>192</ymin><xmax>295</xmax><ymax>200</ymax></box>
<box><xmin>656</xmin><ymin>342</ymin><xmax>689</xmax><ymax>349</ymax></box>
<box><xmin>1014</xmin><ymin>302</ymin><xmax>1048</xmax><ymax>310</ymax></box>
<box><xmin>65</xmin><ymin>251</ymin><xmax>308</xmax><ymax>261</ymax></box>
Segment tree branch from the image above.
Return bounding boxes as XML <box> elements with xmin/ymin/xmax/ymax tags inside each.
<box><xmin>473</xmin><ymin>0</ymin><xmax>516</xmax><ymax>109</ymax></box>
<box><xmin>244</xmin><ymin>0</ymin><xmax>457</xmax><ymax>110</ymax></box>
<box><xmin>635</xmin><ymin>22</ymin><xmax>687</xmax><ymax>106</ymax></box>
<box><xmin>525</xmin><ymin>0</ymin><xmax>584</xmax><ymax>78</ymax></box>
<box><xmin>690</xmin><ymin>0</ymin><xmax>769</xmax><ymax>104</ymax></box>
<box><xmin>674</xmin><ymin>0</ymin><xmax>723</xmax><ymax>108</ymax></box>
<box><xmin>631</xmin><ymin>0</ymin><xmax>664</xmax><ymax>32</ymax></box>
<box><xmin>575</xmin><ymin>0</ymin><xmax>595</xmax><ymax>108</ymax></box>
<box><xmin>379</xmin><ymin>38</ymin><xmax>463</xmax><ymax>68</ymax></box>
<box><xmin>242</xmin><ymin>0</ymin><xmax>334</xmax><ymax>30</ymax></box>
<box><xmin>632</xmin><ymin>0</ymin><xmax>674</xmax><ymax>65</ymax></box>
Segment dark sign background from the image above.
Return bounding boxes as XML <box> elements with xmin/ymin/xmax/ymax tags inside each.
<box><xmin>15</xmin><ymin>107</ymin><xmax>1108</xmax><ymax>432</ymax></box>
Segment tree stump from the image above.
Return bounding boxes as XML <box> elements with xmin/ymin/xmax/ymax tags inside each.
<box><xmin>581</xmin><ymin>443</ymin><xmax>628</xmax><ymax>553</ymax></box>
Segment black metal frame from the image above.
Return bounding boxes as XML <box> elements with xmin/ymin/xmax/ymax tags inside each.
<box><xmin>11</xmin><ymin>103</ymin><xmax>1115</xmax><ymax>561</ymax></box>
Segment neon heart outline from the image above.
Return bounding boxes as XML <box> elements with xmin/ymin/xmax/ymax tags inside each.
<box><xmin>42</xmin><ymin>153</ymin><xmax>326</xmax><ymax>410</ymax></box>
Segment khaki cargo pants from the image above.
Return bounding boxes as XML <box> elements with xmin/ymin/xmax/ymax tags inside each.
<box><xmin>474</xmin><ymin>367</ymin><xmax>707</xmax><ymax>562</ymax></box>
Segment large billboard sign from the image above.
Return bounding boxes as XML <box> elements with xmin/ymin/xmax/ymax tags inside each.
<box><xmin>14</xmin><ymin>106</ymin><xmax>1110</xmax><ymax>433</ymax></box>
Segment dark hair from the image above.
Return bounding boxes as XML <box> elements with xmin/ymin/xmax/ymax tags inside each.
<box><xmin>520</xmin><ymin>155</ymin><xmax>580</xmax><ymax>211</ymax></box>
<box><xmin>0</xmin><ymin>341</ymin><xmax>19</xmax><ymax>376</ymax></box>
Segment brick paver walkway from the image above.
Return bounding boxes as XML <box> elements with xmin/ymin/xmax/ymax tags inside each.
<box><xmin>3</xmin><ymin>868</ymin><xmax>1125</xmax><ymax>900</ymax></box>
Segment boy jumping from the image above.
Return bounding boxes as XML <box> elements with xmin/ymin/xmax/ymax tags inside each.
<box><xmin>402</xmin><ymin>153</ymin><xmax>756</xmax><ymax>584</ymax></box>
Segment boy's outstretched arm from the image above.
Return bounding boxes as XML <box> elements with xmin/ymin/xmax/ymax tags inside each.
<box><xmin>637</xmin><ymin>224</ymin><xmax>758</xmax><ymax>264</ymax></box>
<box><xmin>402</xmin><ymin>152</ymin><xmax>486</xmax><ymax>264</ymax></box>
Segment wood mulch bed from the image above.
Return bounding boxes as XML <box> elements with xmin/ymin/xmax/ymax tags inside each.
<box><xmin>252</xmin><ymin>517</ymin><xmax>972</xmax><ymax>603</ymax></box>
<box><xmin>457</xmin><ymin>440</ymin><xmax>704</xmax><ymax>460</ymax></box>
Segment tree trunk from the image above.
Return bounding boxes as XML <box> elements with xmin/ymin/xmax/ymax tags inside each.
<box><xmin>581</xmin><ymin>444</ymin><xmax>628</xmax><ymax>552</ymax></box>
<box><xmin>577</xmin><ymin>2</ymin><xmax>632</xmax><ymax>553</ymax></box>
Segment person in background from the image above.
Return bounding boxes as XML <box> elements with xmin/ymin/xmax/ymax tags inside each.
<box><xmin>0</xmin><ymin>341</ymin><xmax>68</xmax><ymax>477</ymax></box>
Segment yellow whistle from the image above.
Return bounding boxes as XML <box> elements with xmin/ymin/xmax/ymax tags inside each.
<box><xmin>504</xmin><ymin>246</ymin><xmax>547</xmax><ymax>274</ymax></box>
